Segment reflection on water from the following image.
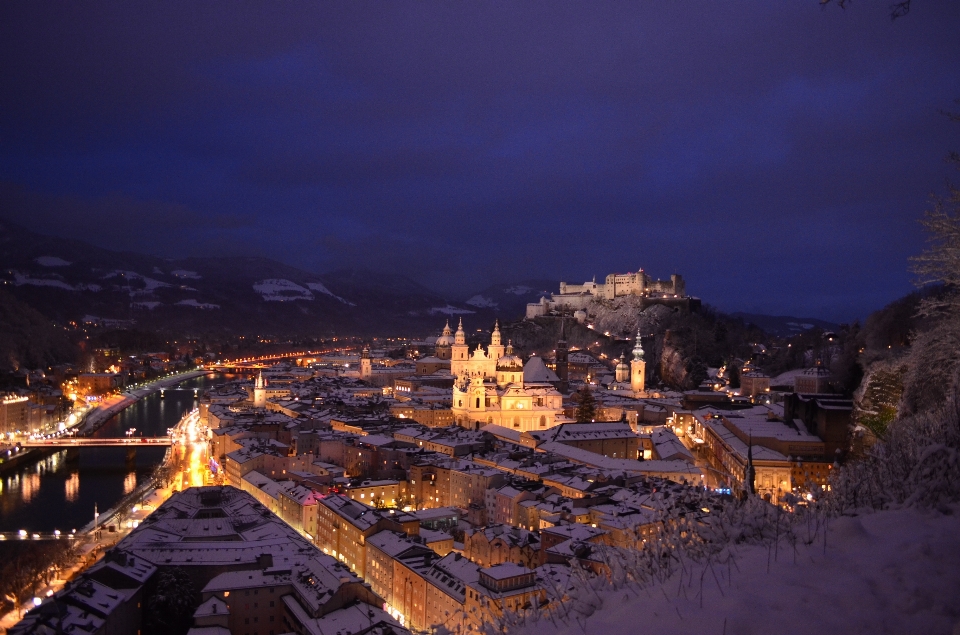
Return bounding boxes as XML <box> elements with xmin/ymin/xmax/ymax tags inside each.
<box><xmin>65</xmin><ymin>472</ymin><xmax>80</xmax><ymax>502</ymax></box>
<box><xmin>0</xmin><ymin>372</ymin><xmax>226</xmax><ymax>533</ymax></box>
<box><xmin>123</xmin><ymin>471</ymin><xmax>137</xmax><ymax>495</ymax></box>
<box><xmin>21</xmin><ymin>472</ymin><xmax>41</xmax><ymax>504</ymax></box>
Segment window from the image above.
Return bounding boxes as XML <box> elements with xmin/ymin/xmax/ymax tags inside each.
<box><xmin>539</xmin><ymin>416</ymin><xmax>546</xmax><ymax>427</ymax></box>
<box><xmin>476</xmin><ymin>398</ymin><xmax>480</xmax><ymax>408</ymax></box>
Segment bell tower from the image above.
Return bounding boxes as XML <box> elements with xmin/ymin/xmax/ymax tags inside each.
<box><xmin>555</xmin><ymin>318</ymin><xmax>569</xmax><ymax>394</ymax></box>
<box><xmin>451</xmin><ymin>319</ymin><xmax>469</xmax><ymax>377</ymax></box>
<box><xmin>360</xmin><ymin>346</ymin><xmax>372</xmax><ymax>380</ymax></box>
<box><xmin>488</xmin><ymin>320</ymin><xmax>505</xmax><ymax>361</ymax></box>
<box><xmin>630</xmin><ymin>329</ymin><xmax>646</xmax><ymax>395</ymax></box>
<box><xmin>253</xmin><ymin>371</ymin><xmax>266</xmax><ymax>408</ymax></box>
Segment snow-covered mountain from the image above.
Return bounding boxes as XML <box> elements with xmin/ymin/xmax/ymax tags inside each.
<box><xmin>461</xmin><ymin>280</ymin><xmax>555</xmax><ymax>319</ymax></box>
<box><xmin>0</xmin><ymin>219</ymin><xmax>488</xmax><ymax>336</ymax></box>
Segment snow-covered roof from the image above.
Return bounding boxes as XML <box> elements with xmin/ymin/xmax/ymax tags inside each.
<box><xmin>523</xmin><ymin>356</ymin><xmax>560</xmax><ymax>383</ymax></box>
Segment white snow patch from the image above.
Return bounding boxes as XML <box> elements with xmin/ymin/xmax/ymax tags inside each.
<box><xmin>254</xmin><ymin>279</ymin><xmax>314</xmax><ymax>302</ymax></box>
<box><xmin>771</xmin><ymin>368</ymin><xmax>809</xmax><ymax>385</ymax></box>
<box><xmin>176</xmin><ymin>299</ymin><xmax>220</xmax><ymax>309</ymax></box>
<box><xmin>429</xmin><ymin>305</ymin><xmax>475</xmax><ymax>316</ymax></box>
<box><xmin>104</xmin><ymin>270</ymin><xmax>172</xmax><ymax>296</ymax></box>
<box><xmin>504</xmin><ymin>285</ymin><xmax>534</xmax><ymax>295</ymax></box>
<box><xmin>78</xmin><ymin>283</ymin><xmax>102</xmax><ymax>292</ymax></box>
<box><xmin>306</xmin><ymin>282</ymin><xmax>355</xmax><ymax>306</ymax></box>
<box><xmin>465</xmin><ymin>294</ymin><xmax>499</xmax><ymax>309</ymax></box>
<box><xmin>131</xmin><ymin>301</ymin><xmax>162</xmax><ymax>310</ymax></box>
<box><xmin>152</xmin><ymin>267</ymin><xmax>164</xmax><ymax>275</ymax></box>
<box><xmin>515</xmin><ymin>506</ymin><xmax>960</xmax><ymax>635</ymax></box>
<box><xmin>35</xmin><ymin>256</ymin><xmax>72</xmax><ymax>267</ymax></box>
<box><xmin>171</xmin><ymin>269</ymin><xmax>201</xmax><ymax>280</ymax></box>
<box><xmin>12</xmin><ymin>271</ymin><xmax>75</xmax><ymax>290</ymax></box>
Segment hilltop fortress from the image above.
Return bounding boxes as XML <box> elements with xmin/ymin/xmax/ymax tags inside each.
<box><xmin>526</xmin><ymin>269</ymin><xmax>698</xmax><ymax>318</ymax></box>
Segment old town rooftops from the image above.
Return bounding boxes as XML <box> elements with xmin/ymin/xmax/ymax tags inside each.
<box><xmin>550</xmin><ymin>421</ymin><xmax>637</xmax><ymax>442</ymax></box>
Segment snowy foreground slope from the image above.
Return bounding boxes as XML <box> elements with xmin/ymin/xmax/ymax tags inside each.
<box><xmin>518</xmin><ymin>507</ymin><xmax>960</xmax><ymax>635</ymax></box>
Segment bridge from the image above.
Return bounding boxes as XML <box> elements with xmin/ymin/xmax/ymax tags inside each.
<box><xmin>0</xmin><ymin>530</ymin><xmax>82</xmax><ymax>541</ymax></box>
<box><xmin>20</xmin><ymin>437</ymin><xmax>173</xmax><ymax>448</ymax></box>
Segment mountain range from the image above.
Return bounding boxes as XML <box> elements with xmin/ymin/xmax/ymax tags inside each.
<box><xmin>1</xmin><ymin>219</ymin><xmax>841</xmax><ymax>339</ymax></box>
<box><xmin>0</xmin><ymin>219</ymin><xmax>546</xmax><ymax>337</ymax></box>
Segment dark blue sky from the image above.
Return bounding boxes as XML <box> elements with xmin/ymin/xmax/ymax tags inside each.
<box><xmin>2</xmin><ymin>2</ymin><xmax>959</xmax><ymax>322</ymax></box>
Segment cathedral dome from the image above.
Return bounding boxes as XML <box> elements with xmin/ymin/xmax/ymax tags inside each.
<box><xmin>435</xmin><ymin>320</ymin><xmax>455</xmax><ymax>346</ymax></box>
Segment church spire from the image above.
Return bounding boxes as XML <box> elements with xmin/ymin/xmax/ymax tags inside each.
<box><xmin>632</xmin><ymin>328</ymin><xmax>644</xmax><ymax>361</ymax></box>
<box><xmin>491</xmin><ymin>319</ymin><xmax>501</xmax><ymax>346</ymax></box>
<box><xmin>454</xmin><ymin>318</ymin><xmax>466</xmax><ymax>345</ymax></box>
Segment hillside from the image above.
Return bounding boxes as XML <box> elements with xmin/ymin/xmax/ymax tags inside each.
<box><xmin>0</xmin><ymin>219</ymin><xmax>505</xmax><ymax>337</ymax></box>
<box><xmin>515</xmin><ymin>506</ymin><xmax>960</xmax><ymax>635</ymax></box>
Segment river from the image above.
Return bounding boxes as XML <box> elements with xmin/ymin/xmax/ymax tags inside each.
<box><xmin>0</xmin><ymin>373</ymin><xmax>226</xmax><ymax>537</ymax></box>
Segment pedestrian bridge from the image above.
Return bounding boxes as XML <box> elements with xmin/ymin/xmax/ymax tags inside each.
<box><xmin>20</xmin><ymin>437</ymin><xmax>173</xmax><ymax>447</ymax></box>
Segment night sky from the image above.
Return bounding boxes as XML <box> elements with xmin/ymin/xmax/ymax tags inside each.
<box><xmin>2</xmin><ymin>2</ymin><xmax>959</xmax><ymax>323</ymax></box>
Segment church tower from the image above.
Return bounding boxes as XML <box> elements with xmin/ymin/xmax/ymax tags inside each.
<box><xmin>615</xmin><ymin>352</ymin><xmax>630</xmax><ymax>383</ymax></box>
<box><xmin>488</xmin><ymin>320</ymin><xmax>505</xmax><ymax>361</ymax></box>
<box><xmin>451</xmin><ymin>318</ymin><xmax>469</xmax><ymax>377</ymax></box>
<box><xmin>253</xmin><ymin>371</ymin><xmax>266</xmax><ymax>408</ymax></box>
<box><xmin>555</xmin><ymin>319</ymin><xmax>569</xmax><ymax>394</ymax></box>
<box><xmin>435</xmin><ymin>320</ymin><xmax>454</xmax><ymax>360</ymax></box>
<box><xmin>360</xmin><ymin>346</ymin><xmax>372</xmax><ymax>380</ymax></box>
<box><xmin>630</xmin><ymin>329</ymin><xmax>646</xmax><ymax>395</ymax></box>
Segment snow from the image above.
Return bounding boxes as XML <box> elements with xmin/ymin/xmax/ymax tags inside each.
<box><xmin>171</xmin><ymin>269</ymin><xmax>202</xmax><ymax>280</ymax></box>
<box><xmin>34</xmin><ymin>256</ymin><xmax>71</xmax><ymax>267</ymax></box>
<box><xmin>505</xmin><ymin>285</ymin><xmax>534</xmax><ymax>295</ymax></box>
<box><xmin>176</xmin><ymin>299</ymin><xmax>220</xmax><ymax>309</ymax></box>
<box><xmin>12</xmin><ymin>271</ymin><xmax>75</xmax><ymax>290</ymax></box>
<box><xmin>131</xmin><ymin>301</ymin><xmax>162</xmax><ymax>310</ymax></box>
<box><xmin>429</xmin><ymin>305</ymin><xmax>476</xmax><ymax>316</ymax></box>
<box><xmin>101</xmin><ymin>270</ymin><xmax>172</xmax><ymax>296</ymax></box>
<box><xmin>771</xmin><ymin>368</ymin><xmax>809</xmax><ymax>386</ymax></box>
<box><xmin>306</xmin><ymin>282</ymin><xmax>355</xmax><ymax>305</ymax></box>
<box><xmin>514</xmin><ymin>506</ymin><xmax>960</xmax><ymax>635</ymax></box>
<box><xmin>254</xmin><ymin>278</ymin><xmax>314</xmax><ymax>301</ymax></box>
<box><xmin>152</xmin><ymin>266</ymin><xmax>164</xmax><ymax>275</ymax></box>
<box><xmin>466</xmin><ymin>294</ymin><xmax>499</xmax><ymax>308</ymax></box>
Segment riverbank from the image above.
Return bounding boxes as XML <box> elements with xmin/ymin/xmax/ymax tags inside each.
<box><xmin>0</xmin><ymin>409</ymin><xmax>198</xmax><ymax>632</ymax></box>
<box><xmin>77</xmin><ymin>369</ymin><xmax>210</xmax><ymax>436</ymax></box>
<box><xmin>0</xmin><ymin>370</ymin><xmax>210</xmax><ymax>478</ymax></box>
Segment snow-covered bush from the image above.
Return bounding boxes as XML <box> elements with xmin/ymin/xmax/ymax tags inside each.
<box><xmin>829</xmin><ymin>388</ymin><xmax>960</xmax><ymax>512</ymax></box>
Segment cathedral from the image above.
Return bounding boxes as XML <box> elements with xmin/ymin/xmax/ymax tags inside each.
<box><xmin>447</xmin><ymin>319</ymin><xmax>565</xmax><ymax>431</ymax></box>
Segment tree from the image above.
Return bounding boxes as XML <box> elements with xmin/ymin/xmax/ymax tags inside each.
<box><xmin>727</xmin><ymin>362</ymin><xmax>741</xmax><ymax>389</ymax></box>
<box><xmin>574</xmin><ymin>387</ymin><xmax>596</xmax><ymax>422</ymax></box>
<box><xmin>685</xmin><ymin>356</ymin><xmax>709</xmax><ymax>390</ymax></box>
<box><xmin>901</xmin><ymin>101</ymin><xmax>960</xmax><ymax>414</ymax></box>
<box><xmin>145</xmin><ymin>567</ymin><xmax>198</xmax><ymax>635</ymax></box>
